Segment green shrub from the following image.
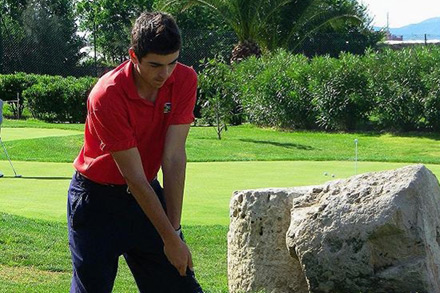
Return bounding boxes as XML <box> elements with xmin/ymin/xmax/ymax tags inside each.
<box><xmin>0</xmin><ymin>73</ymin><xmax>39</xmax><ymax>100</ymax></box>
<box><xmin>240</xmin><ymin>50</ymin><xmax>315</xmax><ymax>129</ymax></box>
<box><xmin>23</xmin><ymin>75</ymin><xmax>96</xmax><ymax>123</ymax></box>
<box><xmin>1</xmin><ymin>101</ymin><xmax>32</xmax><ymax>119</ymax></box>
<box><xmin>422</xmin><ymin>68</ymin><xmax>440</xmax><ymax>131</ymax></box>
<box><xmin>0</xmin><ymin>73</ymin><xmax>39</xmax><ymax>118</ymax></box>
<box><xmin>0</xmin><ymin>73</ymin><xmax>96</xmax><ymax>122</ymax></box>
<box><xmin>375</xmin><ymin>81</ymin><xmax>424</xmax><ymax>131</ymax></box>
<box><xmin>310</xmin><ymin>53</ymin><xmax>372</xmax><ymax>131</ymax></box>
<box><xmin>1</xmin><ymin>102</ymin><xmax>13</xmax><ymax>118</ymax></box>
<box><xmin>209</xmin><ymin>46</ymin><xmax>440</xmax><ymax>132</ymax></box>
<box><xmin>229</xmin><ymin>55</ymin><xmax>266</xmax><ymax>124</ymax></box>
<box><xmin>23</xmin><ymin>76</ymin><xmax>66</xmax><ymax>122</ymax></box>
<box><xmin>366</xmin><ymin>47</ymin><xmax>439</xmax><ymax>131</ymax></box>
<box><xmin>198</xmin><ymin>57</ymin><xmax>243</xmax><ymax>129</ymax></box>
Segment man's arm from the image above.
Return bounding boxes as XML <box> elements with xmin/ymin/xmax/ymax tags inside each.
<box><xmin>111</xmin><ymin>147</ymin><xmax>192</xmax><ymax>276</ymax></box>
<box><xmin>162</xmin><ymin>124</ymin><xmax>191</xmax><ymax>230</ymax></box>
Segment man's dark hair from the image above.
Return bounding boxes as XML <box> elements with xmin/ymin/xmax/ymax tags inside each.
<box><xmin>131</xmin><ymin>12</ymin><xmax>182</xmax><ymax>60</ymax></box>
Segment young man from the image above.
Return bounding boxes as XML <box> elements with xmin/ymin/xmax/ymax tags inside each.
<box><xmin>67</xmin><ymin>11</ymin><xmax>203</xmax><ymax>292</ymax></box>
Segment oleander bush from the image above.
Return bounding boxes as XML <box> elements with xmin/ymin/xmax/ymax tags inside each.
<box><xmin>309</xmin><ymin>53</ymin><xmax>372</xmax><ymax>131</ymax></box>
<box><xmin>422</xmin><ymin>68</ymin><xmax>440</xmax><ymax>131</ymax></box>
<box><xmin>365</xmin><ymin>48</ymin><xmax>438</xmax><ymax>131</ymax></box>
<box><xmin>240</xmin><ymin>51</ymin><xmax>316</xmax><ymax>129</ymax></box>
<box><xmin>198</xmin><ymin>45</ymin><xmax>440</xmax><ymax>131</ymax></box>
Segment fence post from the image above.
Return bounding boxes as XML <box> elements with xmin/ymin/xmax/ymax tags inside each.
<box><xmin>0</xmin><ymin>29</ymin><xmax>3</xmax><ymax>74</ymax></box>
<box><xmin>16</xmin><ymin>92</ymin><xmax>20</xmax><ymax>119</ymax></box>
<box><xmin>93</xmin><ymin>16</ymin><xmax>98</xmax><ymax>77</ymax></box>
<box><xmin>0</xmin><ymin>7</ymin><xmax>3</xmax><ymax>74</ymax></box>
<box><xmin>425</xmin><ymin>34</ymin><xmax>427</xmax><ymax>46</ymax></box>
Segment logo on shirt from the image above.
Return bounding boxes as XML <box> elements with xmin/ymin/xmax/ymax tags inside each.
<box><xmin>164</xmin><ymin>102</ymin><xmax>172</xmax><ymax>114</ymax></box>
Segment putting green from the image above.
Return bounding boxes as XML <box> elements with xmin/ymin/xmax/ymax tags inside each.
<box><xmin>0</xmin><ymin>127</ymin><xmax>82</xmax><ymax>141</ymax></box>
<box><xmin>1</xmin><ymin>160</ymin><xmax>439</xmax><ymax>225</ymax></box>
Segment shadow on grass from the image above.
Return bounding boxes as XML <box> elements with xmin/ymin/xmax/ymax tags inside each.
<box><xmin>0</xmin><ymin>176</ymin><xmax>71</xmax><ymax>180</ymax></box>
<box><xmin>350</xmin><ymin>131</ymin><xmax>440</xmax><ymax>140</ymax></box>
<box><xmin>239</xmin><ymin>139</ymin><xmax>315</xmax><ymax>150</ymax></box>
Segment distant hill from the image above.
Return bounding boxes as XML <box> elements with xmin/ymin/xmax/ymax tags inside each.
<box><xmin>374</xmin><ymin>17</ymin><xmax>440</xmax><ymax>41</ymax></box>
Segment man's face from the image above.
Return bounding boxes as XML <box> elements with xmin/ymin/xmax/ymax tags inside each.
<box><xmin>130</xmin><ymin>50</ymin><xmax>180</xmax><ymax>90</ymax></box>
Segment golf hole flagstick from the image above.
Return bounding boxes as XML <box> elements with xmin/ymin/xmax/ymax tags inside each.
<box><xmin>354</xmin><ymin>138</ymin><xmax>359</xmax><ymax>175</ymax></box>
<box><xmin>0</xmin><ymin>99</ymin><xmax>21</xmax><ymax>178</ymax></box>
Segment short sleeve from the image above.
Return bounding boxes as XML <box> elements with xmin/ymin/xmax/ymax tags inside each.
<box><xmin>169</xmin><ymin>69</ymin><xmax>197</xmax><ymax>125</ymax></box>
<box><xmin>87</xmin><ymin>86</ymin><xmax>137</xmax><ymax>152</ymax></box>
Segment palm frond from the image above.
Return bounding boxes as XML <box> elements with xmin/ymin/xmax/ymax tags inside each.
<box><xmin>161</xmin><ymin>0</ymin><xmax>367</xmax><ymax>59</ymax></box>
<box><xmin>260</xmin><ymin>0</ymin><xmax>296</xmax><ymax>24</ymax></box>
<box><xmin>161</xmin><ymin>0</ymin><xmax>231</xmax><ymax>36</ymax></box>
<box><xmin>289</xmin><ymin>14</ymin><xmax>362</xmax><ymax>52</ymax></box>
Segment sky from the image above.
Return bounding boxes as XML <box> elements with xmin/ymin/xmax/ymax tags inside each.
<box><xmin>359</xmin><ymin>0</ymin><xmax>440</xmax><ymax>28</ymax></box>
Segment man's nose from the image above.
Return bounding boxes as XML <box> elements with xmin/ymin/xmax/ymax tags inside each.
<box><xmin>159</xmin><ymin>66</ymin><xmax>170</xmax><ymax>79</ymax></box>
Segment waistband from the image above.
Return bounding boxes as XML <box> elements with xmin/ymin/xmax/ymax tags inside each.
<box><xmin>75</xmin><ymin>171</ymin><xmax>131</xmax><ymax>193</ymax></box>
<box><xmin>74</xmin><ymin>171</ymin><xmax>159</xmax><ymax>194</ymax></box>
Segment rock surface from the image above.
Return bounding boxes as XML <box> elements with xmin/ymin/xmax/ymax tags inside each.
<box><xmin>228</xmin><ymin>165</ymin><xmax>440</xmax><ymax>292</ymax></box>
<box><xmin>286</xmin><ymin>165</ymin><xmax>440</xmax><ymax>292</ymax></box>
<box><xmin>228</xmin><ymin>187</ymin><xmax>313</xmax><ymax>292</ymax></box>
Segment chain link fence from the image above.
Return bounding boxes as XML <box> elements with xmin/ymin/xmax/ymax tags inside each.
<box><xmin>1</xmin><ymin>26</ymin><xmax>438</xmax><ymax>77</ymax></box>
<box><xmin>180</xmin><ymin>30</ymin><xmax>237</xmax><ymax>71</ymax></box>
<box><xmin>0</xmin><ymin>29</ymin><xmax>98</xmax><ymax>77</ymax></box>
<box><xmin>0</xmin><ymin>28</ymin><xmax>237</xmax><ymax>77</ymax></box>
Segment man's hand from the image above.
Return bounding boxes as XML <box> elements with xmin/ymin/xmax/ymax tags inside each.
<box><xmin>163</xmin><ymin>235</ymin><xmax>194</xmax><ymax>276</ymax></box>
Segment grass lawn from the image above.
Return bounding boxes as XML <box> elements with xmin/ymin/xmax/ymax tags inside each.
<box><xmin>2</xmin><ymin>118</ymin><xmax>85</xmax><ymax>131</ymax></box>
<box><xmin>1</xmin><ymin>119</ymin><xmax>440</xmax><ymax>292</ymax></box>
<box><xmin>3</xmin><ymin>160</ymin><xmax>439</xmax><ymax>226</ymax></box>
<box><xmin>1</xmin><ymin>127</ymin><xmax>82</xmax><ymax>142</ymax></box>
<box><xmin>0</xmin><ymin>213</ymin><xmax>227</xmax><ymax>292</ymax></box>
<box><xmin>2</xmin><ymin>122</ymin><xmax>440</xmax><ymax>164</ymax></box>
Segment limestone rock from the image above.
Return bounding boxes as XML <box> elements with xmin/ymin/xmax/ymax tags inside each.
<box><xmin>286</xmin><ymin>165</ymin><xmax>440</xmax><ymax>292</ymax></box>
<box><xmin>228</xmin><ymin>187</ymin><xmax>313</xmax><ymax>293</ymax></box>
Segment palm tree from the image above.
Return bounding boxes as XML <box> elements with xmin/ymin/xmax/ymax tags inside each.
<box><xmin>161</xmin><ymin>0</ymin><xmax>361</xmax><ymax>62</ymax></box>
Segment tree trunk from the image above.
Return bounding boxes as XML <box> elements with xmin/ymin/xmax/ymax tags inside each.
<box><xmin>230</xmin><ymin>40</ymin><xmax>262</xmax><ymax>63</ymax></box>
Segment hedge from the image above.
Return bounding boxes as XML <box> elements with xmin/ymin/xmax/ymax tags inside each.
<box><xmin>3</xmin><ymin>46</ymin><xmax>440</xmax><ymax>130</ymax></box>
<box><xmin>240</xmin><ymin>52</ymin><xmax>315</xmax><ymax>129</ymax></box>
<box><xmin>0</xmin><ymin>73</ymin><xmax>39</xmax><ymax>118</ymax></box>
<box><xmin>0</xmin><ymin>73</ymin><xmax>97</xmax><ymax>123</ymax></box>
<box><xmin>198</xmin><ymin>46</ymin><xmax>440</xmax><ymax>131</ymax></box>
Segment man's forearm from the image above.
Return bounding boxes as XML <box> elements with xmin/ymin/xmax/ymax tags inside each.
<box><xmin>162</xmin><ymin>151</ymin><xmax>187</xmax><ymax>229</ymax></box>
<box><xmin>111</xmin><ymin>143</ymin><xmax>193</xmax><ymax>276</ymax></box>
<box><xmin>124</xmin><ymin>172</ymin><xmax>193</xmax><ymax>275</ymax></box>
<box><xmin>112</xmin><ymin>150</ymin><xmax>178</xmax><ymax>244</ymax></box>
<box><xmin>127</xmin><ymin>176</ymin><xmax>175</xmax><ymax>236</ymax></box>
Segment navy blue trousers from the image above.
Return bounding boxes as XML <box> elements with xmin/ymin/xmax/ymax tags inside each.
<box><xmin>67</xmin><ymin>172</ymin><xmax>203</xmax><ymax>293</ymax></box>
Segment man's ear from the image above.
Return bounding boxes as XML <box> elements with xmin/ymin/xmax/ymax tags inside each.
<box><xmin>128</xmin><ymin>48</ymin><xmax>139</xmax><ymax>65</ymax></box>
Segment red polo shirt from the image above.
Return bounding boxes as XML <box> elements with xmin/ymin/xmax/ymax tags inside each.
<box><xmin>73</xmin><ymin>60</ymin><xmax>197</xmax><ymax>185</ymax></box>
